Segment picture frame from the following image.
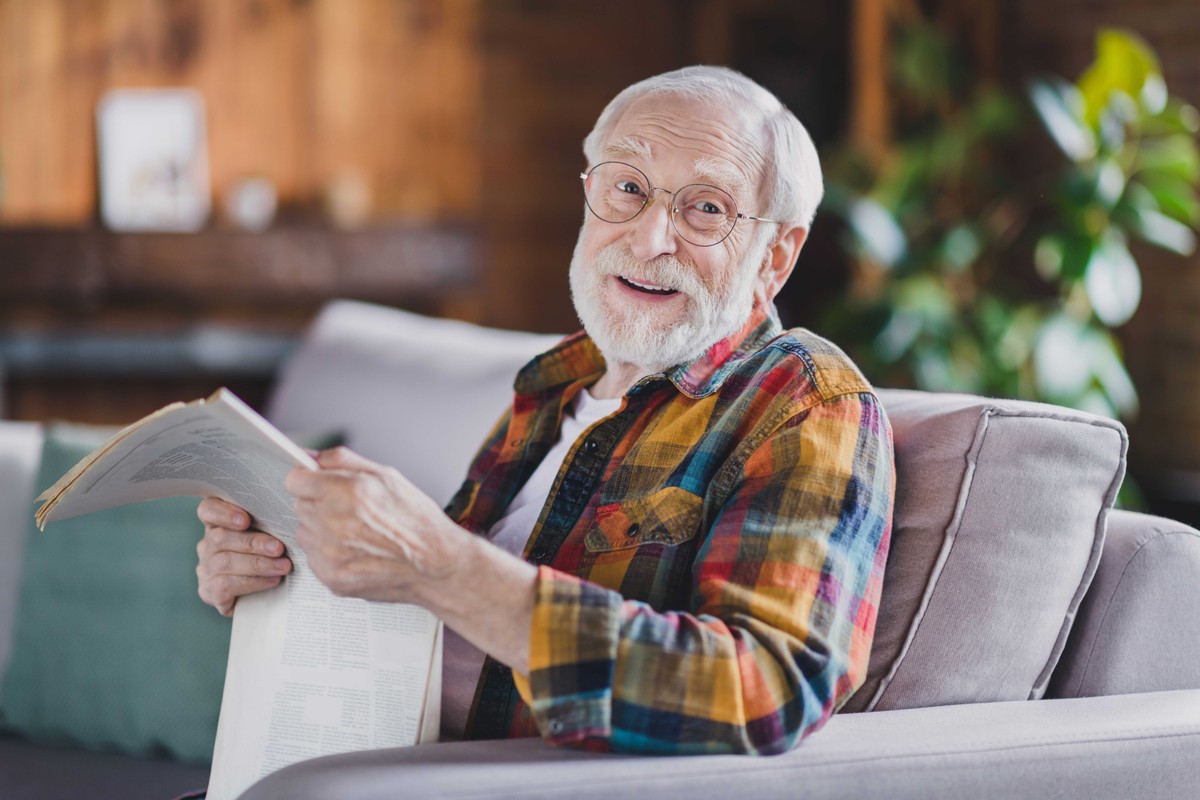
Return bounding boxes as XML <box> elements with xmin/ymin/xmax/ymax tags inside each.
<box><xmin>96</xmin><ymin>88</ymin><xmax>211</xmax><ymax>232</ymax></box>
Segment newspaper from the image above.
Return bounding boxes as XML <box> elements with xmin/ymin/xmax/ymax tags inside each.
<box><xmin>35</xmin><ymin>388</ymin><xmax>442</xmax><ymax>800</ymax></box>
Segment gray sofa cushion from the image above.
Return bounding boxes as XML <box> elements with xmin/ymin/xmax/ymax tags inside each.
<box><xmin>1048</xmin><ymin>509</ymin><xmax>1200</xmax><ymax>698</ymax></box>
<box><xmin>238</xmin><ymin>689</ymin><xmax>1200</xmax><ymax>800</ymax></box>
<box><xmin>844</xmin><ymin>390</ymin><xmax>1127</xmax><ymax>712</ymax></box>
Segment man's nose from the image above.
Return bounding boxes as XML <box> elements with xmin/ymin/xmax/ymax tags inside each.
<box><xmin>626</xmin><ymin>192</ymin><xmax>680</xmax><ymax>261</ymax></box>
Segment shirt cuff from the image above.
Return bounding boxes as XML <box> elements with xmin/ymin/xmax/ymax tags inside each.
<box><xmin>514</xmin><ymin>565</ymin><xmax>623</xmax><ymax>746</ymax></box>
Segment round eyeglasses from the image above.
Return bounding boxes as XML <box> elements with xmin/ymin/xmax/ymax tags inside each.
<box><xmin>580</xmin><ymin>161</ymin><xmax>779</xmax><ymax>247</ymax></box>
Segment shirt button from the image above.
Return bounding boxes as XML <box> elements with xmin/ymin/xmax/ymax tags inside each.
<box><xmin>512</xmin><ymin>438</ymin><xmax>524</xmax><ymax>447</ymax></box>
<box><xmin>531</xmin><ymin>548</ymin><xmax>547</xmax><ymax>561</ymax></box>
<box><xmin>583</xmin><ymin>438</ymin><xmax>598</xmax><ymax>453</ymax></box>
<box><xmin>548</xmin><ymin>719</ymin><xmax>565</xmax><ymax>735</ymax></box>
<box><xmin>626</xmin><ymin>523</ymin><xmax>640</xmax><ymax>538</ymax></box>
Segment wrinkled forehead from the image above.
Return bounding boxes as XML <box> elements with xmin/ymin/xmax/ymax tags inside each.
<box><xmin>599</xmin><ymin>94</ymin><xmax>769</xmax><ymax>206</ymax></box>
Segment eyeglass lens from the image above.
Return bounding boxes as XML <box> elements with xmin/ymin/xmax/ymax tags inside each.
<box><xmin>582</xmin><ymin>162</ymin><xmax>738</xmax><ymax>246</ymax></box>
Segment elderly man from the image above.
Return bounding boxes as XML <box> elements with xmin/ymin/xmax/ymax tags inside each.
<box><xmin>195</xmin><ymin>65</ymin><xmax>894</xmax><ymax>755</ymax></box>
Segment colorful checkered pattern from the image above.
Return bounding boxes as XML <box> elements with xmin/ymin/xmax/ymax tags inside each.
<box><xmin>448</xmin><ymin>305</ymin><xmax>894</xmax><ymax>754</ymax></box>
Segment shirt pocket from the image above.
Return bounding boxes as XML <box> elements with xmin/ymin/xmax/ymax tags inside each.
<box><xmin>585</xmin><ymin>486</ymin><xmax>703</xmax><ymax>552</ymax></box>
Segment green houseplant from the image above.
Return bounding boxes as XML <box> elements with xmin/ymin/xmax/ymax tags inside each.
<box><xmin>824</xmin><ymin>26</ymin><xmax>1200</xmax><ymax>422</ymax></box>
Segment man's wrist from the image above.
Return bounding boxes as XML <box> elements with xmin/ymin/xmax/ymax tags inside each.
<box><xmin>408</xmin><ymin>517</ymin><xmax>479</xmax><ymax>614</ymax></box>
<box><xmin>414</xmin><ymin>521</ymin><xmax>537</xmax><ymax>674</ymax></box>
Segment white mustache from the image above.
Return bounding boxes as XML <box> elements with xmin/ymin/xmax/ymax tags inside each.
<box><xmin>591</xmin><ymin>248</ymin><xmax>708</xmax><ymax>298</ymax></box>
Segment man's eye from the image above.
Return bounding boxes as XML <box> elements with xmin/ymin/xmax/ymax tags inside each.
<box><xmin>695</xmin><ymin>200</ymin><xmax>726</xmax><ymax>215</ymax></box>
<box><xmin>616</xmin><ymin>181</ymin><xmax>645</xmax><ymax>196</ymax></box>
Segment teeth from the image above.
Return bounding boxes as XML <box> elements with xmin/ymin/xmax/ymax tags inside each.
<box><xmin>620</xmin><ymin>276</ymin><xmax>677</xmax><ymax>294</ymax></box>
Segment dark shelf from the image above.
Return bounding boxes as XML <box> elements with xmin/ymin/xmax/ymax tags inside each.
<box><xmin>0</xmin><ymin>223</ymin><xmax>480</xmax><ymax>422</ymax></box>
<box><xmin>0</xmin><ymin>224</ymin><xmax>479</xmax><ymax>310</ymax></box>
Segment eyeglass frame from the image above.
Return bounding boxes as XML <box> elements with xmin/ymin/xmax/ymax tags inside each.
<box><xmin>579</xmin><ymin>160</ymin><xmax>781</xmax><ymax>247</ymax></box>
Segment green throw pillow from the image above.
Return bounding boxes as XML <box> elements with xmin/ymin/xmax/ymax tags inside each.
<box><xmin>0</xmin><ymin>424</ymin><xmax>232</xmax><ymax>764</ymax></box>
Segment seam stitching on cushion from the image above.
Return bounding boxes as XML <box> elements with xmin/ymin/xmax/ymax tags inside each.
<box><xmin>866</xmin><ymin>407</ymin><xmax>995</xmax><ymax>711</ymax></box>
<box><xmin>1075</xmin><ymin>530</ymin><xmax>1200</xmax><ymax>696</ymax></box>
<box><xmin>1034</xmin><ymin>419</ymin><xmax>1127</xmax><ymax>699</ymax></box>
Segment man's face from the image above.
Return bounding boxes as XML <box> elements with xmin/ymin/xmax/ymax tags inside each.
<box><xmin>570</xmin><ymin>94</ymin><xmax>775</xmax><ymax>372</ymax></box>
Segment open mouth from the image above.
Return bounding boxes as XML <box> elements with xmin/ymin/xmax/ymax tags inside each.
<box><xmin>617</xmin><ymin>276</ymin><xmax>679</xmax><ymax>296</ymax></box>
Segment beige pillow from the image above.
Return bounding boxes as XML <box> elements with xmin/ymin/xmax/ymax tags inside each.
<box><xmin>843</xmin><ymin>390</ymin><xmax>1126</xmax><ymax>712</ymax></box>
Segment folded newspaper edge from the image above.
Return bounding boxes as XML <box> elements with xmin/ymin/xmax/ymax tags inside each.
<box><xmin>34</xmin><ymin>387</ymin><xmax>316</xmax><ymax>530</ymax></box>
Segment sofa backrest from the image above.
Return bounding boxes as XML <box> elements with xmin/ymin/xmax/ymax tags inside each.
<box><xmin>265</xmin><ymin>300</ymin><xmax>1130</xmax><ymax>713</ymax></box>
<box><xmin>265</xmin><ymin>300</ymin><xmax>559</xmax><ymax>507</ymax></box>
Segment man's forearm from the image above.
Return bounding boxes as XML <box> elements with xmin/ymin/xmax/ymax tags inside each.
<box><xmin>414</xmin><ymin>522</ymin><xmax>537</xmax><ymax>676</ymax></box>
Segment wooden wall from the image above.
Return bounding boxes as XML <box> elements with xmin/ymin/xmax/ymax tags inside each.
<box><xmin>0</xmin><ymin>0</ymin><xmax>482</xmax><ymax>225</ymax></box>
<box><xmin>475</xmin><ymin>0</ymin><xmax>688</xmax><ymax>334</ymax></box>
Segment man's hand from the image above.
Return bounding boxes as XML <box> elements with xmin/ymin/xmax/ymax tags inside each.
<box><xmin>196</xmin><ymin>497</ymin><xmax>293</xmax><ymax>616</ymax></box>
<box><xmin>285</xmin><ymin>447</ymin><xmax>468</xmax><ymax>604</ymax></box>
<box><xmin>285</xmin><ymin>447</ymin><xmax>538</xmax><ymax>674</ymax></box>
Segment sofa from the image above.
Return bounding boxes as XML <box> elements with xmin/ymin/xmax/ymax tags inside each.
<box><xmin>1</xmin><ymin>298</ymin><xmax>1198</xmax><ymax>800</ymax></box>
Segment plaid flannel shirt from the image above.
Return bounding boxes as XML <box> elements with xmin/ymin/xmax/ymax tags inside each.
<box><xmin>447</xmin><ymin>305</ymin><xmax>894</xmax><ymax>755</ymax></box>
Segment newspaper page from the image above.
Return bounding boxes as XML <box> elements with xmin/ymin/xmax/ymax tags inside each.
<box><xmin>36</xmin><ymin>388</ymin><xmax>316</xmax><ymax>537</ymax></box>
<box><xmin>207</xmin><ymin>556</ymin><xmax>441</xmax><ymax>800</ymax></box>
<box><xmin>35</xmin><ymin>389</ymin><xmax>443</xmax><ymax>799</ymax></box>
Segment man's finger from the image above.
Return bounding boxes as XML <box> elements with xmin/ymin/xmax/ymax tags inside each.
<box><xmin>202</xmin><ymin>574</ymin><xmax>286</xmax><ymax>616</ymax></box>
<box><xmin>316</xmin><ymin>446</ymin><xmax>378</xmax><ymax>471</ymax></box>
<box><xmin>198</xmin><ymin>497</ymin><xmax>250</xmax><ymax>530</ymax></box>
<box><xmin>202</xmin><ymin>550</ymin><xmax>292</xmax><ymax>580</ymax></box>
<box><xmin>285</xmin><ymin>465</ymin><xmax>326</xmax><ymax>498</ymax></box>
<box><xmin>206</xmin><ymin>527</ymin><xmax>286</xmax><ymax>558</ymax></box>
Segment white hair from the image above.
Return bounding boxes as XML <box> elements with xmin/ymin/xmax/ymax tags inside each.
<box><xmin>582</xmin><ymin>65</ymin><xmax>824</xmax><ymax>229</ymax></box>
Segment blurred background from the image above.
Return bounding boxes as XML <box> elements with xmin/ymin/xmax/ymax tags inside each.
<box><xmin>1</xmin><ymin>0</ymin><xmax>1198</xmax><ymax>521</ymax></box>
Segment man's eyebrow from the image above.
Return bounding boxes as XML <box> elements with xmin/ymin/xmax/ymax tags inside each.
<box><xmin>692</xmin><ymin>158</ymin><xmax>750</xmax><ymax>198</ymax></box>
<box><xmin>602</xmin><ymin>136</ymin><xmax>653</xmax><ymax>163</ymax></box>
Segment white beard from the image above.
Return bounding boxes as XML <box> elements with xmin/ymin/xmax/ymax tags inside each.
<box><xmin>568</xmin><ymin>237</ymin><xmax>765</xmax><ymax>374</ymax></box>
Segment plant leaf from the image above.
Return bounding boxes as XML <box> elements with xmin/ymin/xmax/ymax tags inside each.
<box><xmin>1128</xmin><ymin>206</ymin><xmax>1197</xmax><ymax>255</ymax></box>
<box><xmin>1143</xmin><ymin>99</ymin><xmax>1200</xmax><ymax>137</ymax></box>
<box><xmin>1137</xmin><ymin>173</ymin><xmax>1200</xmax><ymax>225</ymax></box>
<box><xmin>1095</xmin><ymin>158</ymin><xmax>1127</xmax><ymax>210</ymax></box>
<box><xmin>1034</xmin><ymin>314</ymin><xmax>1093</xmax><ymax>399</ymax></box>
<box><xmin>1084</xmin><ymin>235</ymin><xmax>1142</xmax><ymax>326</ymax></box>
<box><xmin>1079</xmin><ymin>28</ymin><xmax>1163</xmax><ymax>125</ymax></box>
<box><xmin>942</xmin><ymin>225</ymin><xmax>982</xmax><ymax>272</ymax></box>
<box><xmin>1136</xmin><ymin>135</ymin><xmax>1200</xmax><ymax>182</ymax></box>
<box><xmin>1086</xmin><ymin>327</ymin><xmax>1140</xmax><ymax>417</ymax></box>
<box><xmin>1028</xmin><ymin>78</ymin><xmax>1096</xmax><ymax>162</ymax></box>
<box><xmin>1035</xmin><ymin>235</ymin><xmax>1063</xmax><ymax>281</ymax></box>
<box><xmin>846</xmin><ymin>198</ymin><xmax>908</xmax><ymax>269</ymax></box>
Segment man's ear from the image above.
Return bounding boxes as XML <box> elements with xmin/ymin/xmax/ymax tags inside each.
<box><xmin>754</xmin><ymin>224</ymin><xmax>808</xmax><ymax>306</ymax></box>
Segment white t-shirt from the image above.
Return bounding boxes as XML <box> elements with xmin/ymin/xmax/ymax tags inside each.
<box><xmin>440</xmin><ymin>387</ymin><xmax>623</xmax><ymax>740</ymax></box>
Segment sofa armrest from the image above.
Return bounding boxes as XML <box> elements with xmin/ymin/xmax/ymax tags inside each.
<box><xmin>1048</xmin><ymin>509</ymin><xmax>1200</xmax><ymax>698</ymax></box>
<box><xmin>238</xmin><ymin>690</ymin><xmax>1200</xmax><ymax>800</ymax></box>
<box><xmin>0</xmin><ymin>421</ymin><xmax>43</xmax><ymax>681</ymax></box>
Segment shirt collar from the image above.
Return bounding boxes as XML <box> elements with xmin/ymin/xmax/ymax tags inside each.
<box><xmin>513</xmin><ymin>304</ymin><xmax>782</xmax><ymax>399</ymax></box>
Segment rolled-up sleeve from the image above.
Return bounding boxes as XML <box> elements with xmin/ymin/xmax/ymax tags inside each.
<box><xmin>512</xmin><ymin>391</ymin><xmax>895</xmax><ymax>754</ymax></box>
